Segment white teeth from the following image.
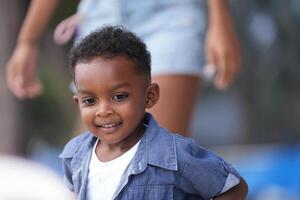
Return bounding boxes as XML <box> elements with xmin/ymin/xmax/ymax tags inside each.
<box><xmin>100</xmin><ymin>123</ymin><xmax>120</xmax><ymax>128</ymax></box>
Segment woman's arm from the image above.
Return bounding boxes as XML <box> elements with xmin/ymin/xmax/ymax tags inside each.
<box><xmin>6</xmin><ymin>0</ymin><xmax>61</xmax><ymax>99</ymax></box>
<box><xmin>18</xmin><ymin>0</ymin><xmax>61</xmax><ymax>44</ymax></box>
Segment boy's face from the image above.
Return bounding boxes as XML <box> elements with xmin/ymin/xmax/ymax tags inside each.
<box><xmin>73</xmin><ymin>57</ymin><xmax>159</xmax><ymax>146</ymax></box>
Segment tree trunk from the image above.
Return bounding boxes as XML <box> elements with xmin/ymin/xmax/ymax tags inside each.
<box><xmin>0</xmin><ymin>0</ymin><xmax>25</xmax><ymax>154</ymax></box>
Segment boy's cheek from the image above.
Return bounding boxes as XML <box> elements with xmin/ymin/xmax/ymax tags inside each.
<box><xmin>80</xmin><ymin>113</ymin><xmax>92</xmax><ymax>129</ymax></box>
<box><xmin>81</xmin><ymin>110</ymin><xmax>90</xmax><ymax>119</ymax></box>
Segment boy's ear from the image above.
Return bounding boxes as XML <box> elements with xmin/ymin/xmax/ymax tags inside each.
<box><xmin>145</xmin><ymin>83</ymin><xmax>159</xmax><ymax>109</ymax></box>
<box><xmin>73</xmin><ymin>95</ymin><xmax>79</xmax><ymax>105</ymax></box>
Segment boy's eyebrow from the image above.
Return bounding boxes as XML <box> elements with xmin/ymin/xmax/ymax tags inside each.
<box><xmin>76</xmin><ymin>82</ymin><xmax>131</xmax><ymax>94</ymax></box>
<box><xmin>110</xmin><ymin>82</ymin><xmax>130</xmax><ymax>90</ymax></box>
<box><xmin>76</xmin><ymin>89</ymin><xmax>92</xmax><ymax>94</ymax></box>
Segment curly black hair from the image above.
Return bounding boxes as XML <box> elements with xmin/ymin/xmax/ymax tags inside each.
<box><xmin>69</xmin><ymin>26</ymin><xmax>151</xmax><ymax>81</ymax></box>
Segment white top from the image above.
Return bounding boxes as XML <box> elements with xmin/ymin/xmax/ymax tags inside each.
<box><xmin>0</xmin><ymin>156</ymin><xmax>74</xmax><ymax>200</ymax></box>
<box><xmin>87</xmin><ymin>139</ymin><xmax>140</xmax><ymax>200</ymax></box>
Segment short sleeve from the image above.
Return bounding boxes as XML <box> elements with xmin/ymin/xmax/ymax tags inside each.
<box><xmin>179</xmin><ymin>140</ymin><xmax>240</xmax><ymax>199</ymax></box>
<box><xmin>61</xmin><ymin>158</ymin><xmax>75</xmax><ymax>192</ymax></box>
<box><xmin>218</xmin><ymin>160</ymin><xmax>241</xmax><ymax>194</ymax></box>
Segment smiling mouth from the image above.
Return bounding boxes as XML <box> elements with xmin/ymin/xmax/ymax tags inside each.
<box><xmin>96</xmin><ymin>122</ymin><xmax>122</xmax><ymax>128</ymax></box>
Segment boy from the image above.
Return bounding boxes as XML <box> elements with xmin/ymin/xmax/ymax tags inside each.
<box><xmin>60</xmin><ymin>26</ymin><xmax>247</xmax><ymax>200</ymax></box>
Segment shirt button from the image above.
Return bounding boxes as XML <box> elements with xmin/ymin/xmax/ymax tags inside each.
<box><xmin>138</xmin><ymin>162</ymin><xmax>142</xmax><ymax>170</ymax></box>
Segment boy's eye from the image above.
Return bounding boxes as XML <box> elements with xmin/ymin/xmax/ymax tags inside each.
<box><xmin>112</xmin><ymin>93</ymin><xmax>129</xmax><ymax>102</ymax></box>
<box><xmin>81</xmin><ymin>97</ymin><xmax>96</xmax><ymax>106</ymax></box>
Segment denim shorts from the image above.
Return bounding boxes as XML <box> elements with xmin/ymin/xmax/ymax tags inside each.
<box><xmin>77</xmin><ymin>0</ymin><xmax>207</xmax><ymax>77</ymax></box>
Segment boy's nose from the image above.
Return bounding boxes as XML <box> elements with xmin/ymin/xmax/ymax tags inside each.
<box><xmin>95</xmin><ymin>103</ymin><xmax>114</xmax><ymax>117</ymax></box>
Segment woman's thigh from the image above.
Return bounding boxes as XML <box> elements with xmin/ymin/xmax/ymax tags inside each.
<box><xmin>149</xmin><ymin>75</ymin><xmax>201</xmax><ymax>136</ymax></box>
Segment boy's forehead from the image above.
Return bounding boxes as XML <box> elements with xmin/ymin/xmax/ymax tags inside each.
<box><xmin>75</xmin><ymin>56</ymin><xmax>149</xmax><ymax>85</ymax></box>
<box><xmin>77</xmin><ymin>56</ymin><xmax>129</xmax><ymax>69</ymax></box>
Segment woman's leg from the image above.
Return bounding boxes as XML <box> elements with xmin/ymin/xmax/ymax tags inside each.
<box><xmin>149</xmin><ymin>75</ymin><xmax>201</xmax><ymax>136</ymax></box>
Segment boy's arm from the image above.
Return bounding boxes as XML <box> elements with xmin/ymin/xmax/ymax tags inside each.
<box><xmin>205</xmin><ymin>0</ymin><xmax>241</xmax><ymax>90</ymax></box>
<box><xmin>6</xmin><ymin>0</ymin><xmax>61</xmax><ymax>99</ymax></box>
<box><xmin>179</xmin><ymin>140</ymin><xmax>247</xmax><ymax>199</ymax></box>
<box><xmin>214</xmin><ymin>178</ymin><xmax>248</xmax><ymax>200</ymax></box>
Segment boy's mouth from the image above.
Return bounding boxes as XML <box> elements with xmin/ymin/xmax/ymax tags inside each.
<box><xmin>96</xmin><ymin>122</ymin><xmax>122</xmax><ymax>128</ymax></box>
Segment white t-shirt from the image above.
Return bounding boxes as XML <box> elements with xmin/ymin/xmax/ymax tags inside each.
<box><xmin>87</xmin><ymin>139</ymin><xmax>140</xmax><ymax>200</ymax></box>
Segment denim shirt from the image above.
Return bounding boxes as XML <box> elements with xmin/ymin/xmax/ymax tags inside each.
<box><xmin>59</xmin><ymin>113</ymin><xmax>240</xmax><ymax>200</ymax></box>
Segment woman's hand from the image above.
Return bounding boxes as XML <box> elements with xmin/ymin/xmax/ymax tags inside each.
<box><xmin>6</xmin><ymin>42</ymin><xmax>43</xmax><ymax>99</ymax></box>
<box><xmin>205</xmin><ymin>0</ymin><xmax>242</xmax><ymax>90</ymax></box>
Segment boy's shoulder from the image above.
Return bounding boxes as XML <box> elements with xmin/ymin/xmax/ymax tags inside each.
<box><xmin>146</xmin><ymin>115</ymin><xmax>203</xmax><ymax>160</ymax></box>
<box><xmin>153</xmin><ymin>126</ymin><xmax>208</xmax><ymax>161</ymax></box>
<box><xmin>164</xmin><ymin>130</ymin><xmax>201</xmax><ymax>154</ymax></box>
<box><xmin>158</xmin><ymin>128</ymin><xmax>225</xmax><ymax>167</ymax></box>
<box><xmin>59</xmin><ymin>132</ymin><xmax>94</xmax><ymax>158</ymax></box>
<box><xmin>171</xmin><ymin>132</ymin><xmax>225</xmax><ymax>166</ymax></box>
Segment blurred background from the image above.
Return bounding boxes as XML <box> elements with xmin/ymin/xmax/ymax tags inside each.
<box><xmin>1</xmin><ymin>0</ymin><xmax>300</xmax><ymax>199</ymax></box>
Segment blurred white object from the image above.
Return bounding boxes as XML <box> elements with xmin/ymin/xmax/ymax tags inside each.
<box><xmin>201</xmin><ymin>63</ymin><xmax>217</xmax><ymax>82</ymax></box>
<box><xmin>0</xmin><ymin>156</ymin><xmax>74</xmax><ymax>200</ymax></box>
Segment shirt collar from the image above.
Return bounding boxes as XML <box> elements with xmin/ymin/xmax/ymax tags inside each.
<box><xmin>130</xmin><ymin>113</ymin><xmax>178</xmax><ymax>174</ymax></box>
